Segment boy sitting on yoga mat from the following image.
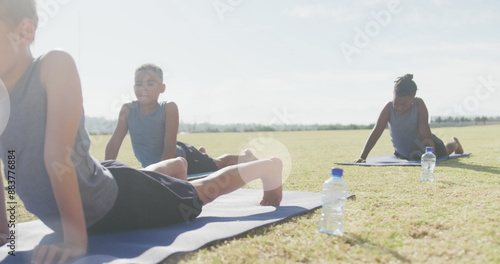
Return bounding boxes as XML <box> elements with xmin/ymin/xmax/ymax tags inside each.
<box><xmin>353</xmin><ymin>74</ymin><xmax>464</xmax><ymax>162</ymax></box>
<box><xmin>105</xmin><ymin>63</ymin><xmax>258</xmax><ymax>175</ymax></box>
<box><xmin>0</xmin><ymin>1</ymin><xmax>282</xmax><ymax>263</ymax></box>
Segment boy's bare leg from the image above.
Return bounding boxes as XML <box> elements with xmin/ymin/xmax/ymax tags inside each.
<box><xmin>446</xmin><ymin>137</ymin><xmax>464</xmax><ymax>155</ymax></box>
<box><xmin>144</xmin><ymin>157</ymin><xmax>188</xmax><ymax>181</ymax></box>
<box><xmin>191</xmin><ymin>157</ymin><xmax>283</xmax><ymax>206</ymax></box>
<box><xmin>213</xmin><ymin>149</ymin><xmax>258</xmax><ymax>169</ymax></box>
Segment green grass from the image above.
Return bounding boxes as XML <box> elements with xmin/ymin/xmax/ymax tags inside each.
<box><xmin>6</xmin><ymin>125</ymin><xmax>500</xmax><ymax>263</ymax></box>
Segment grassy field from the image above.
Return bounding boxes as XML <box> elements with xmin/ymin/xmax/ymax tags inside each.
<box><xmin>6</xmin><ymin>125</ymin><xmax>500</xmax><ymax>263</ymax></box>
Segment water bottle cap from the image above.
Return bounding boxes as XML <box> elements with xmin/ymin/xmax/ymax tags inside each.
<box><xmin>426</xmin><ymin>147</ymin><xmax>433</xmax><ymax>152</ymax></box>
<box><xmin>331</xmin><ymin>168</ymin><xmax>343</xmax><ymax>177</ymax></box>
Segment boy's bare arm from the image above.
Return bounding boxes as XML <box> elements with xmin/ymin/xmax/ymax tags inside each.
<box><xmin>105</xmin><ymin>104</ymin><xmax>130</xmax><ymax>160</ymax></box>
<box><xmin>416</xmin><ymin>98</ymin><xmax>434</xmax><ymax>149</ymax></box>
<box><xmin>33</xmin><ymin>50</ymin><xmax>87</xmax><ymax>263</ymax></box>
<box><xmin>356</xmin><ymin>102</ymin><xmax>391</xmax><ymax>162</ymax></box>
<box><xmin>161</xmin><ymin>102</ymin><xmax>179</xmax><ymax>160</ymax></box>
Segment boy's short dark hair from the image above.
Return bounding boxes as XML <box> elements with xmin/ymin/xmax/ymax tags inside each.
<box><xmin>135</xmin><ymin>64</ymin><xmax>163</xmax><ymax>83</ymax></box>
<box><xmin>0</xmin><ymin>0</ymin><xmax>38</xmax><ymax>28</ymax></box>
<box><xmin>394</xmin><ymin>73</ymin><xmax>417</xmax><ymax>97</ymax></box>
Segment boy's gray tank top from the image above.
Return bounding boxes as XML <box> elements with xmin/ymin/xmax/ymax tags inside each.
<box><xmin>127</xmin><ymin>101</ymin><xmax>185</xmax><ymax>167</ymax></box>
<box><xmin>0</xmin><ymin>57</ymin><xmax>118</xmax><ymax>233</ymax></box>
<box><xmin>388</xmin><ymin>101</ymin><xmax>420</xmax><ymax>159</ymax></box>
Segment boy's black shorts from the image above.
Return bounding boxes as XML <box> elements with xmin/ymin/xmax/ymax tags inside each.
<box><xmin>88</xmin><ymin>160</ymin><xmax>203</xmax><ymax>234</ymax></box>
<box><xmin>176</xmin><ymin>141</ymin><xmax>218</xmax><ymax>174</ymax></box>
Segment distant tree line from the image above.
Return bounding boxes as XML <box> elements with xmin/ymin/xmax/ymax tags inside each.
<box><xmin>178</xmin><ymin>122</ymin><xmax>375</xmax><ymax>133</ymax></box>
<box><xmin>431</xmin><ymin>116</ymin><xmax>500</xmax><ymax>126</ymax></box>
<box><xmin>85</xmin><ymin>117</ymin><xmax>117</xmax><ymax>135</ymax></box>
<box><xmin>85</xmin><ymin>116</ymin><xmax>500</xmax><ymax>135</ymax></box>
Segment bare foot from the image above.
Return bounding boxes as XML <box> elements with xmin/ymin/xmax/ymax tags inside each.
<box><xmin>452</xmin><ymin>137</ymin><xmax>464</xmax><ymax>154</ymax></box>
<box><xmin>260</xmin><ymin>157</ymin><xmax>283</xmax><ymax>206</ymax></box>
<box><xmin>261</xmin><ymin>186</ymin><xmax>283</xmax><ymax>206</ymax></box>
<box><xmin>240</xmin><ymin>149</ymin><xmax>258</xmax><ymax>163</ymax></box>
<box><xmin>198</xmin><ymin>146</ymin><xmax>206</xmax><ymax>153</ymax></box>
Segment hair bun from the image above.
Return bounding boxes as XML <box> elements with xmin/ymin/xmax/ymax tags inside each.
<box><xmin>403</xmin><ymin>74</ymin><xmax>413</xmax><ymax>81</ymax></box>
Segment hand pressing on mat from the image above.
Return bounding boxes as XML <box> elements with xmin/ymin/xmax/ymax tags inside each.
<box><xmin>353</xmin><ymin>158</ymin><xmax>366</xmax><ymax>163</ymax></box>
<box><xmin>32</xmin><ymin>241</ymin><xmax>87</xmax><ymax>264</ymax></box>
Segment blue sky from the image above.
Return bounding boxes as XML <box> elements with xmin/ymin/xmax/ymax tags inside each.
<box><xmin>32</xmin><ymin>0</ymin><xmax>500</xmax><ymax>125</ymax></box>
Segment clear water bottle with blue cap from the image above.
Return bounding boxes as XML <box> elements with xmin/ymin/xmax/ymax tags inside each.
<box><xmin>318</xmin><ymin>168</ymin><xmax>348</xmax><ymax>235</ymax></box>
<box><xmin>420</xmin><ymin>147</ymin><xmax>436</xmax><ymax>182</ymax></box>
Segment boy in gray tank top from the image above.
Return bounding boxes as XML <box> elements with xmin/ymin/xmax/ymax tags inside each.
<box><xmin>353</xmin><ymin>74</ymin><xmax>465</xmax><ymax>162</ymax></box>
<box><xmin>0</xmin><ymin>2</ymin><xmax>283</xmax><ymax>263</ymax></box>
<box><xmin>105</xmin><ymin>64</ymin><xmax>259</xmax><ymax>175</ymax></box>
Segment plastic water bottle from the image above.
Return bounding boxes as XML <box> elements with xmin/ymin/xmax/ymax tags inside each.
<box><xmin>420</xmin><ymin>147</ymin><xmax>436</xmax><ymax>182</ymax></box>
<box><xmin>318</xmin><ymin>168</ymin><xmax>348</xmax><ymax>235</ymax></box>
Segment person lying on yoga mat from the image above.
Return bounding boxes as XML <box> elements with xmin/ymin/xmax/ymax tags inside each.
<box><xmin>353</xmin><ymin>74</ymin><xmax>464</xmax><ymax>162</ymax></box>
<box><xmin>105</xmin><ymin>63</ymin><xmax>258</xmax><ymax>175</ymax></box>
<box><xmin>0</xmin><ymin>1</ymin><xmax>282</xmax><ymax>263</ymax></box>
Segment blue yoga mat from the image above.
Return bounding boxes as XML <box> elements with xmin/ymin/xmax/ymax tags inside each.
<box><xmin>187</xmin><ymin>172</ymin><xmax>212</xmax><ymax>180</ymax></box>
<box><xmin>0</xmin><ymin>189</ymin><xmax>321</xmax><ymax>264</ymax></box>
<box><xmin>335</xmin><ymin>153</ymin><xmax>471</xmax><ymax>166</ymax></box>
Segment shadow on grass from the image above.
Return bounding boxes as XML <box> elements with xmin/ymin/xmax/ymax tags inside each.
<box><xmin>438</xmin><ymin>157</ymin><xmax>500</xmax><ymax>175</ymax></box>
<box><xmin>343</xmin><ymin>233</ymin><xmax>411</xmax><ymax>263</ymax></box>
<box><xmin>438</xmin><ymin>180</ymin><xmax>468</xmax><ymax>187</ymax></box>
<box><xmin>164</xmin><ymin>210</ymin><xmax>413</xmax><ymax>264</ymax></box>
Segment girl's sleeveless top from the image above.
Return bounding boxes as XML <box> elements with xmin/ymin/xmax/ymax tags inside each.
<box><xmin>388</xmin><ymin>101</ymin><xmax>420</xmax><ymax>159</ymax></box>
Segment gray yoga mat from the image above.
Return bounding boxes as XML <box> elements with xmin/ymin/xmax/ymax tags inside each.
<box><xmin>0</xmin><ymin>189</ymin><xmax>321</xmax><ymax>264</ymax></box>
<box><xmin>335</xmin><ymin>153</ymin><xmax>471</xmax><ymax>166</ymax></box>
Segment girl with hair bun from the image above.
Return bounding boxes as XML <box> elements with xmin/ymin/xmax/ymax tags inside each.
<box><xmin>353</xmin><ymin>74</ymin><xmax>464</xmax><ymax>162</ymax></box>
